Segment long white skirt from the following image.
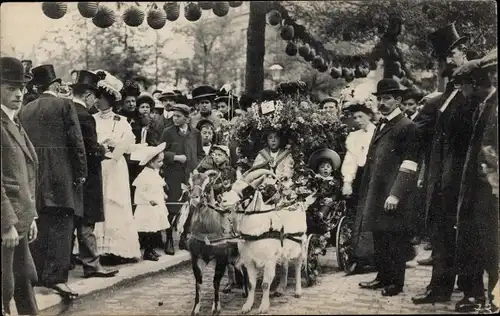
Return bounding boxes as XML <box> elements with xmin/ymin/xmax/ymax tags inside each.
<box><xmin>94</xmin><ymin>156</ymin><xmax>142</xmax><ymax>259</ymax></box>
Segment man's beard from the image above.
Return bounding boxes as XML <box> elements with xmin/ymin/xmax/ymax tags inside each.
<box><xmin>200</xmin><ymin>109</ymin><xmax>211</xmax><ymax>116</ymax></box>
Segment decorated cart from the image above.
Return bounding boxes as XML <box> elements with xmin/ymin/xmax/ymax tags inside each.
<box><xmin>231</xmin><ymin>81</ymin><xmax>355</xmax><ymax>286</ymax></box>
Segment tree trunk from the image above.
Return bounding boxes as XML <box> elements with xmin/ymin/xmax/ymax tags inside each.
<box><xmin>245</xmin><ymin>1</ymin><xmax>267</xmax><ymax>101</ymax></box>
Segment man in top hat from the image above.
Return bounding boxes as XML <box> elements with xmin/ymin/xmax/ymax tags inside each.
<box><xmin>451</xmin><ymin>52</ymin><xmax>498</xmax><ymax>312</ymax></box>
<box><xmin>189</xmin><ymin>85</ymin><xmax>222</xmax><ymax>130</ymax></box>
<box><xmin>159</xmin><ymin>103</ymin><xmax>204</xmax><ymax>253</ymax></box>
<box><xmin>1</xmin><ymin>57</ymin><xmax>39</xmax><ymax>316</ymax></box>
<box><xmin>355</xmin><ymin>78</ymin><xmax>419</xmax><ymax>297</ymax></box>
<box><xmin>69</xmin><ymin>70</ymin><xmax>119</xmax><ymax>279</ymax></box>
<box><xmin>411</xmin><ymin>23</ymin><xmax>474</xmax><ymax>305</ymax></box>
<box><xmin>19</xmin><ymin>64</ymin><xmax>87</xmax><ymax>299</ymax></box>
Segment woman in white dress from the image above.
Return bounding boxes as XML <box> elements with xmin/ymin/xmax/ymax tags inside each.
<box><xmin>92</xmin><ymin>70</ymin><xmax>142</xmax><ymax>263</ymax></box>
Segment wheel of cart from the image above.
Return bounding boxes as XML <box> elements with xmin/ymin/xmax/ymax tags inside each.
<box><xmin>335</xmin><ymin>214</ymin><xmax>357</xmax><ymax>274</ymax></box>
<box><xmin>304</xmin><ymin>233</ymin><xmax>322</xmax><ymax>286</ymax></box>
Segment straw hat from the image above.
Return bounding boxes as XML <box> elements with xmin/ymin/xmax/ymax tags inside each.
<box><xmin>139</xmin><ymin>142</ymin><xmax>166</xmax><ymax>166</ymax></box>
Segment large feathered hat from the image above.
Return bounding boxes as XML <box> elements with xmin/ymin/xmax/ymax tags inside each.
<box><xmin>93</xmin><ymin>70</ymin><xmax>123</xmax><ymax>101</ymax></box>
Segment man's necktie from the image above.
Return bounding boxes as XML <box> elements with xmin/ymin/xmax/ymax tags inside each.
<box><xmin>13</xmin><ymin>117</ymin><xmax>23</xmax><ymax>133</ymax></box>
<box><xmin>379</xmin><ymin>117</ymin><xmax>389</xmax><ymax>124</ymax></box>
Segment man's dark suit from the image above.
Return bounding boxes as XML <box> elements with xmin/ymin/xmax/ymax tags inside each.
<box><xmin>355</xmin><ymin>112</ymin><xmax>419</xmax><ymax>288</ymax></box>
<box><xmin>1</xmin><ymin>109</ymin><xmax>39</xmax><ymax>315</ymax></box>
<box><xmin>19</xmin><ymin>92</ymin><xmax>87</xmax><ymax>286</ymax></box>
<box><xmin>71</xmin><ymin>99</ymin><xmax>106</xmax><ymax>276</ymax></box>
<box><xmin>414</xmin><ymin>84</ymin><xmax>477</xmax><ymax>296</ymax></box>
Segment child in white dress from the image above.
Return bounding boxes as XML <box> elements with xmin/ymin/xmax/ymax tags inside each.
<box><xmin>133</xmin><ymin>143</ymin><xmax>171</xmax><ymax>261</ymax></box>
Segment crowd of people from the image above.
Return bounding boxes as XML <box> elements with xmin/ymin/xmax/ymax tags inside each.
<box><xmin>1</xmin><ymin>21</ymin><xmax>498</xmax><ymax>316</ymax></box>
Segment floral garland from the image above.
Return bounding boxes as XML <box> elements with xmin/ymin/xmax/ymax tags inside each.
<box><xmin>231</xmin><ymin>95</ymin><xmax>349</xmax><ymax>179</ymax></box>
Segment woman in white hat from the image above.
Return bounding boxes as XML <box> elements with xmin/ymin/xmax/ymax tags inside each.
<box><xmin>92</xmin><ymin>70</ymin><xmax>142</xmax><ymax>263</ymax></box>
<box><xmin>133</xmin><ymin>143</ymin><xmax>171</xmax><ymax>261</ymax></box>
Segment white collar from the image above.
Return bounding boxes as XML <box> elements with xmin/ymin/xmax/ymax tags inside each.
<box><xmin>384</xmin><ymin>107</ymin><xmax>402</xmax><ymax>122</ymax></box>
<box><xmin>1</xmin><ymin>104</ymin><xmax>16</xmax><ymax>122</ymax></box>
<box><xmin>179</xmin><ymin>124</ymin><xmax>188</xmax><ymax>132</ymax></box>
<box><xmin>43</xmin><ymin>90</ymin><xmax>58</xmax><ymax>97</ymax></box>
<box><xmin>73</xmin><ymin>98</ymin><xmax>87</xmax><ymax>108</ymax></box>
<box><xmin>164</xmin><ymin>110</ymin><xmax>173</xmax><ymax>119</ymax></box>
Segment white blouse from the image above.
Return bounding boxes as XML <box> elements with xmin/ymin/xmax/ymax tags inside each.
<box><xmin>93</xmin><ymin>111</ymin><xmax>136</xmax><ymax>160</ymax></box>
<box><xmin>341</xmin><ymin>123</ymin><xmax>376</xmax><ymax>184</ymax></box>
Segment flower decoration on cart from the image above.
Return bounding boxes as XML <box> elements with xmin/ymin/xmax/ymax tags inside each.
<box><xmin>232</xmin><ymin>81</ymin><xmax>350</xmax><ymax>187</ymax></box>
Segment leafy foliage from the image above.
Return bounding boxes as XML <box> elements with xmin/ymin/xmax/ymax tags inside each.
<box><xmin>284</xmin><ymin>0</ymin><xmax>497</xmax><ymax>69</ymax></box>
<box><xmin>173</xmin><ymin>14</ymin><xmax>246</xmax><ymax>90</ymax></box>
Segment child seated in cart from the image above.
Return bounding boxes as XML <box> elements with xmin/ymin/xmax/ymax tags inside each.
<box><xmin>305</xmin><ymin>148</ymin><xmax>343</xmax><ymax>236</ymax></box>
<box><xmin>196</xmin><ymin>145</ymin><xmax>237</xmax><ymax>203</ymax></box>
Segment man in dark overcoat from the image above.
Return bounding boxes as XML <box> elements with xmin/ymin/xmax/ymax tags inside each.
<box><xmin>412</xmin><ymin>23</ymin><xmax>475</xmax><ymax>304</ymax></box>
<box><xmin>160</xmin><ymin>103</ymin><xmax>204</xmax><ymax>253</ymax></box>
<box><xmin>19</xmin><ymin>64</ymin><xmax>87</xmax><ymax>299</ymax></box>
<box><xmin>70</xmin><ymin>70</ymin><xmax>119</xmax><ymax>279</ymax></box>
<box><xmin>453</xmin><ymin>53</ymin><xmax>498</xmax><ymax>312</ymax></box>
<box><xmin>1</xmin><ymin>57</ymin><xmax>39</xmax><ymax>316</ymax></box>
<box><xmin>356</xmin><ymin>78</ymin><xmax>420</xmax><ymax>297</ymax></box>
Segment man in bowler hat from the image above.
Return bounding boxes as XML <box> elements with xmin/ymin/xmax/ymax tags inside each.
<box><xmin>1</xmin><ymin>57</ymin><xmax>39</xmax><ymax>315</ymax></box>
<box><xmin>19</xmin><ymin>64</ymin><xmax>87</xmax><ymax>299</ymax></box>
<box><xmin>412</xmin><ymin>22</ymin><xmax>474</xmax><ymax>304</ymax></box>
<box><xmin>70</xmin><ymin>70</ymin><xmax>119</xmax><ymax>279</ymax></box>
<box><xmin>356</xmin><ymin>78</ymin><xmax>420</xmax><ymax>297</ymax></box>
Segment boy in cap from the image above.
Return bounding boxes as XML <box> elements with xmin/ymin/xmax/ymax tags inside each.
<box><xmin>160</xmin><ymin>103</ymin><xmax>204</xmax><ymax>252</ymax></box>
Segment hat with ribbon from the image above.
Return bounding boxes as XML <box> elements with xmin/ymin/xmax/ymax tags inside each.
<box><xmin>308</xmin><ymin>148</ymin><xmax>341</xmax><ymax>172</ymax></box>
<box><xmin>30</xmin><ymin>64</ymin><xmax>61</xmax><ymax>87</ymax></box>
<box><xmin>93</xmin><ymin>70</ymin><xmax>124</xmax><ymax>102</ymax></box>
<box><xmin>428</xmin><ymin>23</ymin><xmax>468</xmax><ymax>58</ymax></box>
<box><xmin>192</xmin><ymin>85</ymin><xmax>217</xmax><ymax>101</ymax></box>
<box><xmin>171</xmin><ymin>103</ymin><xmax>191</xmax><ymax>117</ymax></box>
<box><xmin>70</xmin><ymin>70</ymin><xmax>105</xmax><ymax>91</ymax></box>
<box><xmin>372</xmin><ymin>78</ymin><xmax>407</xmax><ymax>96</ymax></box>
<box><xmin>1</xmin><ymin>57</ymin><xmax>33</xmax><ymax>84</ymax></box>
<box><xmin>139</xmin><ymin>142</ymin><xmax>166</xmax><ymax>166</ymax></box>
